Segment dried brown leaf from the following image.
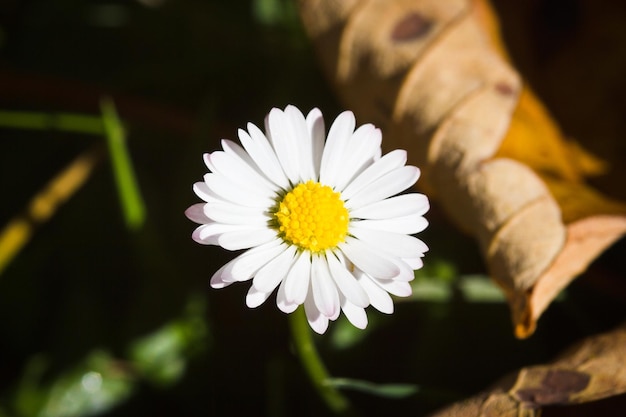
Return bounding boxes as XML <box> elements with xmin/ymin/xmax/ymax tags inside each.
<box><xmin>297</xmin><ymin>0</ymin><xmax>626</xmax><ymax>338</ymax></box>
<box><xmin>428</xmin><ymin>324</ymin><xmax>626</xmax><ymax>416</ymax></box>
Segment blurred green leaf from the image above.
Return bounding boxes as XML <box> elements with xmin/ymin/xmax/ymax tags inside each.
<box><xmin>7</xmin><ymin>296</ymin><xmax>209</xmax><ymax>417</ymax></box>
<box><xmin>37</xmin><ymin>350</ymin><xmax>134</xmax><ymax>417</ymax></box>
<box><xmin>14</xmin><ymin>355</ymin><xmax>48</xmax><ymax>417</ymax></box>
<box><xmin>325</xmin><ymin>378</ymin><xmax>419</xmax><ymax>399</ymax></box>
<box><xmin>329</xmin><ymin>315</ymin><xmax>376</xmax><ymax>350</ymax></box>
<box><xmin>100</xmin><ymin>97</ymin><xmax>146</xmax><ymax>231</ymax></box>
<box><xmin>252</xmin><ymin>0</ymin><xmax>295</xmax><ymax>26</ymax></box>
<box><xmin>129</xmin><ymin>324</ymin><xmax>187</xmax><ymax>387</ymax></box>
<box><xmin>128</xmin><ymin>295</ymin><xmax>208</xmax><ymax>387</ymax></box>
<box><xmin>410</xmin><ymin>279</ymin><xmax>452</xmax><ymax>302</ymax></box>
<box><xmin>458</xmin><ymin>275</ymin><xmax>507</xmax><ymax>303</ymax></box>
<box><xmin>414</xmin><ymin>257</ymin><xmax>458</xmax><ymax>283</ymax></box>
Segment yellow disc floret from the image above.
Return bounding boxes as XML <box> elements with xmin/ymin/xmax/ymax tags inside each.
<box><xmin>274</xmin><ymin>180</ymin><xmax>349</xmax><ymax>252</ymax></box>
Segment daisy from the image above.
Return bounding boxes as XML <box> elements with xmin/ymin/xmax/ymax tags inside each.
<box><xmin>185</xmin><ymin>105</ymin><xmax>429</xmax><ymax>334</ymax></box>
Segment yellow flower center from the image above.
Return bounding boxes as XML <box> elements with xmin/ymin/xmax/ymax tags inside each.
<box><xmin>274</xmin><ymin>180</ymin><xmax>349</xmax><ymax>252</ymax></box>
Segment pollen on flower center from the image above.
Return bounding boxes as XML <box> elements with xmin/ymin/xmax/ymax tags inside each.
<box><xmin>274</xmin><ymin>180</ymin><xmax>349</xmax><ymax>252</ymax></box>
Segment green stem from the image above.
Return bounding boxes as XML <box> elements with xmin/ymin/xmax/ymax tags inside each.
<box><xmin>0</xmin><ymin>110</ymin><xmax>105</xmax><ymax>135</ymax></box>
<box><xmin>289</xmin><ymin>307</ymin><xmax>356</xmax><ymax>416</ymax></box>
<box><xmin>100</xmin><ymin>97</ymin><xmax>146</xmax><ymax>230</ymax></box>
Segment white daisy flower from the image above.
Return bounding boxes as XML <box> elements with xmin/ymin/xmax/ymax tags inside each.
<box><xmin>185</xmin><ymin>105</ymin><xmax>429</xmax><ymax>334</ymax></box>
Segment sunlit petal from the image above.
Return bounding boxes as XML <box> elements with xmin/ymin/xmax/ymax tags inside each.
<box><xmin>340</xmin><ymin>295</ymin><xmax>368</xmax><ymax>329</ymax></box>
<box><xmin>276</xmin><ymin>278</ymin><xmax>299</xmax><ymax>313</ymax></box>
<box><xmin>304</xmin><ymin>292</ymin><xmax>329</xmax><ymax>334</ymax></box>
<box><xmin>185</xmin><ymin>203</ymin><xmax>210</xmax><ymax>224</ymax></box>
<box><xmin>252</xmin><ymin>245</ymin><xmax>297</xmax><ymax>293</ymax></box>
<box><xmin>311</xmin><ymin>255</ymin><xmax>340</xmax><ymax>318</ymax></box>
<box><xmin>350</xmin><ymin>193</ymin><xmax>429</xmax><ymax>219</ymax></box>
<box><xmin>319</xmin><ymin>111</ymin><xmax>355</xmax><ymax>186</ymax></box>
<box><xmin>246</xmin><ymin>286</ymin><xmax>273</xmax><ymax>308</ymax></box>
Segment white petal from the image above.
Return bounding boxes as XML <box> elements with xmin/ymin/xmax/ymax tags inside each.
<box><xmin>355</xmin><ymin>271</ymin><xmax>394</xmax><ymax>314</ymax></box>
<box><xmin>350</xmin><ymin>193</ymin><xmax>429</xmax><ymax>219</ymax></box>
<box><xmin>338</xmin><ymin>237</ymin><xmax>400</xmax><ymax>279</ymax></box>
<box><xmin>326</xmin><ymin>253</ymin><xmax>369</xmax><ymax>307</ymax></box>
<box><xmin>202</xmin><ymin>152</ymin><xmax>217</xmax><ymax>172</ymax></box>
<box><xmin>192</xmin><ymin>181</ymin><xmax>213</xmax><ymax>203</ymax></box>
<box><xmin>311</xmin><ymin>255</ymin><xmax>340</xmax><ymax>317</ymax></box>
<box><xmin>304</xmin><ymin>293</ymin><xmax>329</xmax><ymax>334</ymax></box>
<box><xmin>210</xmin><ymin>262</ymin><xmax>236</xmax><ymax>289</ymax></box>
<box><xmin>372</xmin><ymin>278</ymin><xmax>412</xmax><ymax>297</ymax></box>
<box><xmin>252</xmin><ymin>244</ymin><xmax>297</xmax><ymax>293</ymax></box>
<box><xmin>267</xmin><ymin>107</ymin><xmax>305</xmax><ymax>184</ymax></box>
<box><xmin>350</xmin><ymin>226</ymin><xmax>429</xmax><ymax>258</ymax></box>
<box><xmin>353</xmin><ymin>215</ymin><xmax>428</xmax><ymax>235</ymax></box>
<box><xmin>333</xmin><ymin>124</ymin><xmax>382</xmax><ymax>192</ymax></box>
<box><xmin>319</xmin><ymin>111</ymin><xmax>355</xmax><ymax>186</ymax></box>
<box><xmin>345</xmin><ymin>165</ymin><xmax>420</xmax><ymax>210</ymax></box>
<box><xmin>306</xmin><ymin>108</ymin><xmax>325</xmax><ymax>178</ymax></box>
<box><xmin>217</xmin><ymin>227</ymin><xmax>276</xmax><ymax>250</ymax></box>
<box><xmin>204</xmin><ymin>174</ymin><xmax>274</xmax><ymax>208</ymax></box>
<box><xmin>221</xmin><ymin>139</ymin><xmax>272</xmax><ymax>179</ymax></box>
<box><xmin>287</xmin><ymin>105</ymin><xmax>317</xmax><ymax>181</ymax></box>
<box><xmin>191</xmin><ymin>225</ymin><xmax>215</xmax><ymax>245</ymax></box>
<box><xmin>340</xmin><ymin>295</ymin><xmax>368</xmax><ymax>329</ymax></box>
<box><xmin>203</xmin><ymin>203</ymin><xmax>269</xmax><ymax>225</ymax></box>
<box><xmin>403</xmin><ymin>257</ymin><xmax>424</xmax><ymax>270</ymax></box>
<box><xmin>239</xmin><ymin>125</ymin><xmax>289</xmax><ymax>189</ymax></box>
<box><xmin>212</xmin><ymin>141</ymin><xmax>277</xmax><ymax>193</ymax></box>
<box><xmin>276</xmin><ymin>278</ymin><xmax>299</xmax><ymax>313</ymax></box>
<box><xmin>246</xmin><ymin>286</ymin><xmax>273</xmax><ymax>308</ymax></box>
<box><xmin>388</xmin><ymin>259</ymin><xmax>415</xmax><ymax>281</ymax></box>
<box><xmin>284</xmin><ymin>251</ymin><xmax>312</xmax><ymax>304</ymax></box>
<box><xmin>195</xmin><ymin>222</ymin><xmax>248</xmax><ymax>244</ymax></box>
<box><xmin>224</xmin><ymin>238</ymin><xmax>284</xmax><ymax>281</ymax></box>
<box><xmin>193</xmin><ymin>182</ymin><xmax>234</xmax><ymax>206</ymax></box>
<box><xmin>341</xmin><ymin>149</ymin><xmax>407</xmax><ymax>200</ymax></box>
<box><xmin>185</xmin><ymin>203</ymin><xmax>210</xmax><ymax>224</ymax></box>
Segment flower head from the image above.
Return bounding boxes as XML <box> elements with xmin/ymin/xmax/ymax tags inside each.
<box><xmin>186</xmin><ymin>105</ymin><xmax>429</xmax><ymax>334</ymax></box>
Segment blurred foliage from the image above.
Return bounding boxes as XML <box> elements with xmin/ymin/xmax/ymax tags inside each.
<box><xmin>6</xmin><ymin>295</ymin><xmax>207</xmax><ymax>417</ymax></box>
<box><xmin>0</xmin><ymin>1</ymin><xmax>625</xmax><ymax>417</ymax></box>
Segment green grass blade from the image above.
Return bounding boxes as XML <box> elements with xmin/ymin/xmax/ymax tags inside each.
<box><xmin>325</xmin><ymin>377</ymin><xmax>419</xmax><ymax>399</ymax></box>
<box><xmin>0</xmin><ymin>110</ymin><xmax>104</xmax><ymax>135</ymax></box>
<box><xmin>100</xmin><ymin>98</ymin><xmax>146</xmax><ymax>230</ymax></box>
